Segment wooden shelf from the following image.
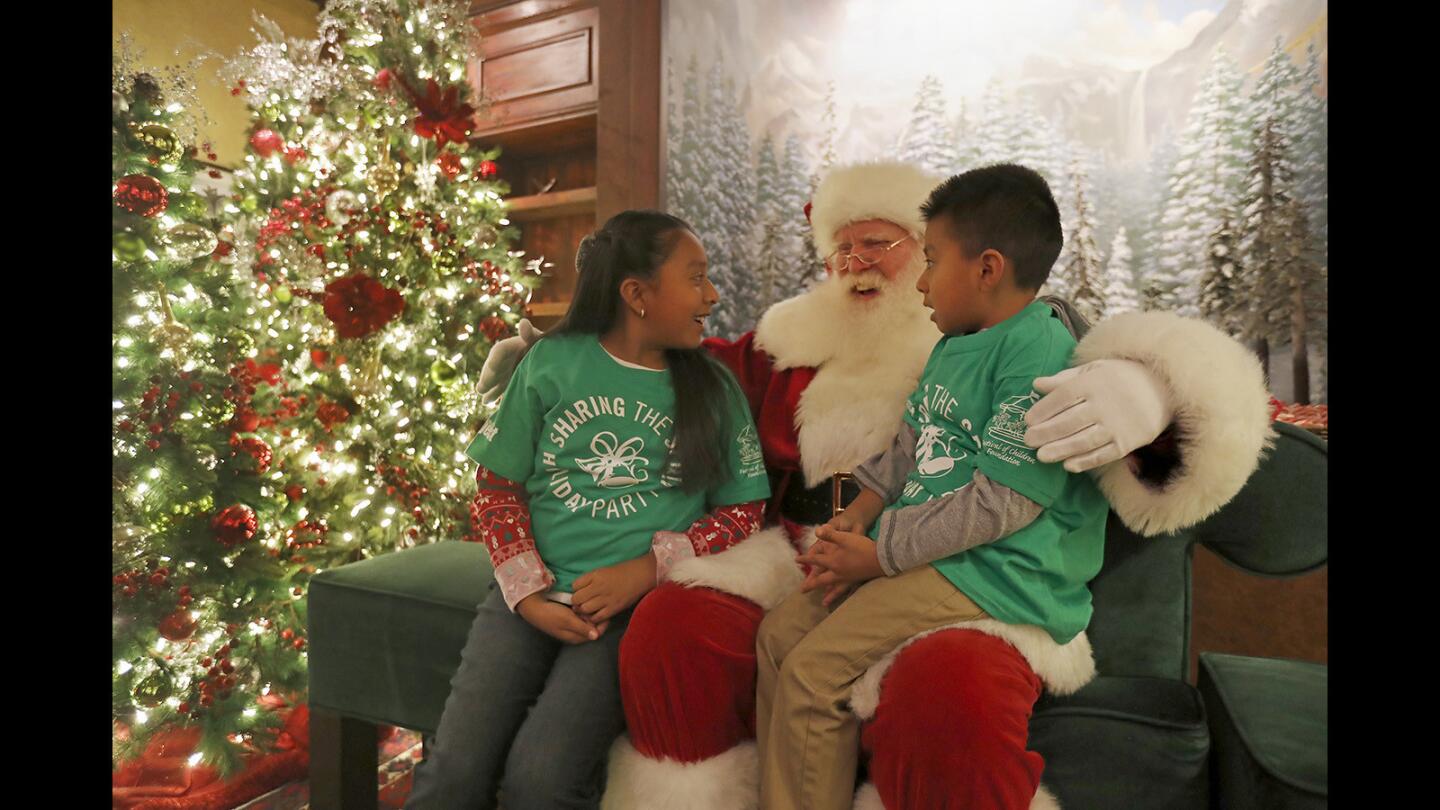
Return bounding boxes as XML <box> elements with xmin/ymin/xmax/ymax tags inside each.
<box><xmin>504</xmin><ymin>186</ymin><xmax>596</xmax><ymax>221</ymax></box>
<box><xmin>526</xmin><ymin>300</ymin><xmax>570</xmax><ymax>317</ymax></box>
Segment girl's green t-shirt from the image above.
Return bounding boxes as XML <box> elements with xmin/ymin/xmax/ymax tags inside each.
<box><xmin>465</xmin><ymin>334</ymin><xmax>771</xmax><ymax>592</ymax></box>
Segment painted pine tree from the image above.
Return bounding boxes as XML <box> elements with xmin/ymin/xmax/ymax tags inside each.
<box><xmin>1295</xmin><ymin>43</ymin><xmax>1327</xmax><ymax>269</ymax></box>
<box><xmin>1101</xmin><ymin>227</ymin><xmax>1141</xmax><ymax>316</ymax></box>
<box><xmin>952</xmin><ymin>96</ymin><xmax>982</xmax><ymax>174</ymax></box>
<box><xmin>972</xmin><ymin>80</ymin><xmax>1013</xmax><ymax>165</ymax></box>
<box><xmin>1062</xmin><ymin>158</ymin><xmax>1105</xmax><ymax>322</ymax></box>
<box><xmin>1199</xmin><ymin>215</ymin><xmax>1244</xmax><ymax>336</ymax></box>
<box><xmin>1153</xmin><ymin>47</ymin><xmax>1250</xmax><ymax>317</ymax></box>
<box><xmin>1240</xmin><ymin>116</ymin><xmax>1324</xmax><ymax>402</ymax></box>
<box><xmin>897</xmin><ymin>74</ymin><xmax>958</xmax><ymax>176</ymax></box>
<box><xmin>777</xmin><ymin>134</ymin><xmax>819</xmax><ymax>298</ymax></box>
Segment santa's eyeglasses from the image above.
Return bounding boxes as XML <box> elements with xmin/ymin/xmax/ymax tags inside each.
<box><xmin>824</xmin><ymin>236</ymin><xmax>913</xmax><ymax>273</ymax></box>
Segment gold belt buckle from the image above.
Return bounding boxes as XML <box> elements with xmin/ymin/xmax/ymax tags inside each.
<box><xmin>831</xmin><ymin>472</ymin><xmax>855</xmax><ymax>518</ymax></box>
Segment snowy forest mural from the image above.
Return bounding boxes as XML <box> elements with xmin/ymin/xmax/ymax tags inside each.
<box><xmin>663</xmin><ymin>0</ymin><xmax>1327</xmax><ymax>402</ymax></box>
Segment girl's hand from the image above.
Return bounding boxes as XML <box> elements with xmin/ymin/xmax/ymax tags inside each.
<box><xmin>798</xmin><ymin>526</ymin><xmax>884</xmax><ymax>590</ymax></box>
<box><xmin>573</xmin><ymin>553</ymin><xmax>658</xmax><ymax>623</ymax></box>
<box><xmin>516</xmin><ymin>593</ymin><xmax>607</xmax><ymax>644</ymax></box>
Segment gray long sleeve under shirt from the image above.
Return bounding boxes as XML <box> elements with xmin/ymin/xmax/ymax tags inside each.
<box><xmin>851</xmin><ymin>423</ymin><xmax>1044</xmax><ymax>577</ymax></box>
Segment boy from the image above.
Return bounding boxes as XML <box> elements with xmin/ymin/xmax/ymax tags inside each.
<box><xmin>755</xmin><ymin>164</ymin><xmax>1110</xmax><ymax>810</ymax></box>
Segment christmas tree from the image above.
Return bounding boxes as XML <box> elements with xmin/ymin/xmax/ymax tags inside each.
<box><xmin>112</xmin><ymin>42</ymin><xmax>294</xmax><ymax>775</ymax></box>
<box><xmin>115</xmin><ymin>0</ymin><xmax>539</xmax><ymax>774</ymax></box>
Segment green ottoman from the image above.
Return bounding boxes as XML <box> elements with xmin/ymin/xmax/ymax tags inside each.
<box><xmin>307</xmin><ymin>541</ymin><xmax>492</xmax><ymax>809</ymax></box>
<box><xmin>1198</xmin><ymin>652</ymin><xmax>1327</xmax><ymax>810</ymax></box>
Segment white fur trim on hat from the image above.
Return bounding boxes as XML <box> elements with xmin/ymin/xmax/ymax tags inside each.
<box><xmin>1073</xmin><ymin>311</ymin><xmax>1276</xmax><ymax>537</ymax></box>
<box><xmin>667</xmin><ymin>526</ymin><xmax>802</xmax><ymax>611</ymax></box>
<box><xmin>601</xmin><ymin>736</ymin><xmax>758</xmax><ymax>810</ymax></box>
<box><xmin>849</xmin><ymin>619</ymin><xmax>1096</xmax><ymax>722</ymax></box>
<box><xmin>852</xmin><ymin>780</ymin><xmax>1062</xmax><ymax>810</ymax></box>
<box><xmin>809</xmin><ymin>161</ymin><xmax>944</xmax><ymax>262</ymax></box>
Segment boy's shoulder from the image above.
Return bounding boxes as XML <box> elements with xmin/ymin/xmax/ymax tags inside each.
<box><xmin>993</xmin><ymin>303</ymin><xmax>1076</xmax><ymax>378</ymax></box>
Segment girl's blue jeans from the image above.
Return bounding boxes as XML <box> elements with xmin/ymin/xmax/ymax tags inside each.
<box><xmin>404</xmin><ymin>582</ymin><xmax>632</xmax><ymax>810</ymax></box>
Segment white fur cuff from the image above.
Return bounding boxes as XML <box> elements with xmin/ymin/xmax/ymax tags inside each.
<box><xmin>668</xmin><ymin>527</ymin><xmax>803</xmax><ymax>611</ymax></box>
<box><xmin>1074</xmin><ymin>311</ymin><xmax>1276</xmax><ymax>537</ymax></box>
<box><xmin>849</xmin><ymin>620</ymin><xmax>1096</xmax><ymax>722</ymax></box>
<box><xmin>601</xmin><ymin>736</ymin><xmax>759</xmax><ymax>810</ymax></box>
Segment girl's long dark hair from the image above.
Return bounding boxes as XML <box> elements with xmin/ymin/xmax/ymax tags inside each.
<box><xmin>544</xmin><ymin>210</ymin><xmax>731</xmax><ymax>494</ymax></box>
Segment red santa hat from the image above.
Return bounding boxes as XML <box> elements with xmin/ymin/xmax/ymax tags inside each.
<box><xmin>808</xmin><ymin>160</ymin><xmax>945</xmax><ymax>262</ymax></box>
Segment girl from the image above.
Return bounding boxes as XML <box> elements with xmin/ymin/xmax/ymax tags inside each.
<box><xmin>404</xmin><ymin>211</ymin><xmax>771</xmax><ymax>810</ymax></box>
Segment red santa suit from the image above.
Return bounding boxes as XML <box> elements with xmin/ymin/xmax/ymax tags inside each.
<box><xmin>600</xmin><ymin>163</ymin><xmax>1273</xmax><ymax>810</ymax></box>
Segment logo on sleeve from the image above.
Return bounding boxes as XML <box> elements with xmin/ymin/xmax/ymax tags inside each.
<box><xmin>984</xmin><ymin>393</ymin><xmax>1042</xmax><ymax>466</ymax></box>
<box><xmin>736</xmin><ymin>424</ymin><xmax>765</xmax><ymax>477</ymax></box>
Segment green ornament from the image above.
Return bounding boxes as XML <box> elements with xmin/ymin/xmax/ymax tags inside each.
<box><xmin>130</xmin><ymin>122</ymin><xmax>183</xmax><ymax>163</ymax></box>
<box><xmin>274</xmin><ymin>286</ymin><xmax>293</xmax><ymax>305</ymax></box>
<box><xmin>161</xmin><ymin>223</ymin><xmax>219</xmax><ymax>261</ymax></box>
<box><xmin>132</xmin><ymin>669</ymin><xmax>173</xmax><ymax>708</ymax></box>
<box><xmin>168</xmin><ymin>193</ymin><xmax>206</xmax><ymax>221</ymax></box>
<box><xmin>240</xmin><ymin>196</ymin><xmax>259</xmax><ymax>214</ymax></box>
<box><xmin>429</xmin><ymin>358</ymin><xmax>461</xmax><ymax>387</ymax></box>
<box><xmin>114</xmin><ymin>232</ymin><xmax>149</xmax><ymax>262</ymax></box>
<box><xmin>204</xmin><ymin>396</ymin><xmax>237</xmax><ymax>424</ymax></box>
<box><xmin>225</xmin><ymin>330</ymin><xmax>255</xmax><ymax>356</ymax></box>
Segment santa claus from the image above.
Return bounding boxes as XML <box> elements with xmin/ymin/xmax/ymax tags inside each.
<box><xmin>479</xmin><ymin>161</ymin><xmax>1271</xmax><ymax>810</ymax></box>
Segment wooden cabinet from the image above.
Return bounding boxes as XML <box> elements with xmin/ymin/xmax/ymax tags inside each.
<box><xmin>467</xmin><ymin>0</ymin><xmax>660</xmax><ymax>327</ymax></box>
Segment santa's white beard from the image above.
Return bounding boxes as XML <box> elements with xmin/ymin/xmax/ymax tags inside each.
<box><xmin>804</xmin><ymin>257</ymin><xmax>933</xmax><ymax>357</ymax></box>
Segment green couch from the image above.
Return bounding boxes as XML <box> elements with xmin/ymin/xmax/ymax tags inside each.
<box><xmin>307</xmin><ymin>422</ymin><xmax>1327</xmax><ymax>809</ymax></box>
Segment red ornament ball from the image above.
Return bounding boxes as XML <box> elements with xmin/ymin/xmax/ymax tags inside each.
<box><xmin>158</xmin><ymin>609</ymin><xmax>197</xmax><ymax>641</ymax></box>
<box><xmin>479</xmin><ymin>316</ymin><xmax>510</xmax><ymax>342</ymax></box>
<box><xmin>374</xmin><ymin>68</ymin><xmax>395</xmax><ymax>91</ymax></box>
<box><xmin>211</xmin><ymin>504</ymin><xmax>258</xmax><ymax>548</ymax></box>
<box><xmin>322</xmin><ymin>272</ymin><xmax>405</xmax><ymax>339</ymax></box>
<box><xmin>114</xmin><ymin>174</ymin><xmax>169</xmax><ymax>217</ymax></box>
<box><xmin>436</xmin><ymin>151</ymin><xmax>463</xmax><ymax>180</ymax></box>
<box><xmin>477</xmin><ymin>159</ymin><xmax>498</xmax><ymax>179</ymax></box>
<box><xmin>250</xmin><ymin>129</ymin><xmax>285</xmax><ymax>158</ymax></box>
<box><xmin>231</xmin><ymin>436</ymin><xmax>274</xmax><ymax>475</ymax></box>
<box><xmin>316</xmin><ymin>399</ymin><xmax>351</xmax><ymax>431</ymax></box>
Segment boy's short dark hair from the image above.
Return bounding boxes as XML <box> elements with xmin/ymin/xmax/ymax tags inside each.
<box><xmin>920</xmin><ymin>163</ymin><xmax>1063</xmax><ymax>290</ymax></box>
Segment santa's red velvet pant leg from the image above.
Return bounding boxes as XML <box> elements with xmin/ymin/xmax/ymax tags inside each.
<box><xmin>857</xmin><ymin>628</ymin><xmax>1049</xmax><ymax>810</ymax></box>
<box><xmin>604</xmin><ymin>582</ymin><xmax>768</xmax><ymax>810</ymax></box>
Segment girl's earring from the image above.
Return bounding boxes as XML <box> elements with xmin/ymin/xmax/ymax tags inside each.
<box><xmin>640</xmin><ymin>308</ymin><xmax>646</xmax><ymax>319</ymax></box>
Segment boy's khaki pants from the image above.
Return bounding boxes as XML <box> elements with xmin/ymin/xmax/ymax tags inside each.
<box><xmin>756</xmin><ymin>565</ymin><xmax>988</xmax><ymax>810</ymax></box>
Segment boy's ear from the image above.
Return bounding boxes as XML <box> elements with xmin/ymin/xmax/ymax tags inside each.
<box><xmin>977</xmin><ymin>248</ymin><xmax>1007</xmax><ymax>289</ymax></box>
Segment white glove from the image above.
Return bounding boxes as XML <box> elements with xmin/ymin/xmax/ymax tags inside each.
<box><xmin>477</xmin><ymin>318</ymin><xmax>544</xmax><ymax>404</ymax></box>
<box><xmin>1022</xmin><ymin>358</ymin><xmax>1173</xmax><ymax>473</ymax></box>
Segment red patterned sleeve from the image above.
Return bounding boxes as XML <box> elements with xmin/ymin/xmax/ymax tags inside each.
<box><xmin>472</xmin><ymin>465</ymin><xmax>553</xmax><ymax>611</ymax></box>
<box><xmin>651</xmin><ymin>500</ymin><xmax>766</xmax><ymax>582</ymax></box>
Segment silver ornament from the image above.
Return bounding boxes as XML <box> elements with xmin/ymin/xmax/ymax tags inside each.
<box><xmin>160</xmin><ymin>223</ymin><xmax>219</xmax><ymax>261</ymax></box>
<box><xmin>325</xmin><ymin>189</ymin><xmax>360</xmax><ymax>227</ymax></box>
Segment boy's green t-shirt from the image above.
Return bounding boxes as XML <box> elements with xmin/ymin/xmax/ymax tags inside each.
<box><xmin>871</xmin><ymin>301</ymin><xmax>1109</xmax><ymax>644</ymax></box>
<box><xmin>465</xmin><ymin>333</ymin><xmax>771</xmax><ymax>592</ymax></box>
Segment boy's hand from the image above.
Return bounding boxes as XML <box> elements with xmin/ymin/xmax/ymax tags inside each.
<box><xmin>516</xmin><ymin>593</ymin><xmax>607</xmax><ymax>644</ymax></box>
<box><xmin>822</xmin><ymin>512</ymin><xmax>866</xmax><ymax>536</ymax></box>
<box><xmin>573</xmin><ymin>553</ymin><xmax>657</xmax><ymax>623</ymax></box>
<box><xmin>797</xmin><ymin>526</ymin><xmax>884</xmax><ymax>590</ymax></box>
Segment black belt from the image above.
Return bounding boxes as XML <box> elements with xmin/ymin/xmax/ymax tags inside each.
<box><xmin>779</xmin><ymin>472</ymin><xmax>860</xmax><ymax>526</ymax></box>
